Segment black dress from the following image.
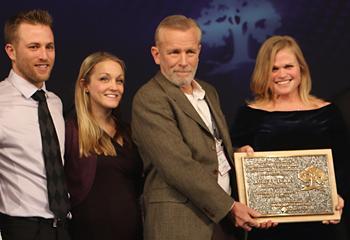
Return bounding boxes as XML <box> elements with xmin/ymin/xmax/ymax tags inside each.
<box><xmin>230</xmin><ymin>104</ymin><xmax>349</xmax><ymax>240</ymax></box>
<box><xmin>69</xmin><ymin>140</ymin><xmax>143</xmax><ymax>240</ymax></box>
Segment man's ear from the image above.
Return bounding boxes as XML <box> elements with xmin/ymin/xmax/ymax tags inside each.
<box><xmin>5</xmin><ymin>43</ymin><xmax>16</xmax><ymax>61</ymax></box>
<box><xmin>151</xmin><ymin>46</ymin><xmax>161</xmax><ymax>65</ymax></box>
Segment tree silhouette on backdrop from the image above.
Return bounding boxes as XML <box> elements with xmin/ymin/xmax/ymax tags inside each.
<box><xmin>197</xmin><ymin>0</ymin><xmax>281</xmax><ymax>73</ymax></box>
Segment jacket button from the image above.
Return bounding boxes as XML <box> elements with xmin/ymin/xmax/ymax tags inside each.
<box><xmin>213</xmin><ymin>169</ymin><xmax>219</xmax><ymax>175</ymax></box>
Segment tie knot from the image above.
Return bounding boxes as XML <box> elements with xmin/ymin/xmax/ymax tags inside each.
<box><xmin>32</xmin><ymin>90</ymin><xmax>46</xmax><ymax>102</ymax></box>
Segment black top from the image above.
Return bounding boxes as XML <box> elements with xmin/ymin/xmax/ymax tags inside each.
<box><xmin>69</xmin><ymin>139</ymin><xmax>143</xmax><ymax>240</ymax></box>
<box><xmin>230</xmin><ymin>104</ymin><xmax>349</xmax><ymax>240</ymax></box>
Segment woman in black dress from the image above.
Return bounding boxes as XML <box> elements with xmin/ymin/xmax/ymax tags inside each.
<box><xmin>64</xmin><ymin>52</ymin><xmax>143</xmax><ymax>240</ymax></box>
<box><xmin>230</xmin><ymin>35</ymin><xmax>348</xmax><ymax>240</ymax></box>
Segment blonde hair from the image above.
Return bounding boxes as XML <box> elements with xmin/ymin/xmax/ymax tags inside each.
<box><xmin>154</xmin><ymin>15</ymin><xmax>202</xmax><ymax>46</ymax></box>
<box><xmin>75</xmin><ymin>51</ymin><xmax>126</xmax><ymax>157</ymax></box>
<box><xmin>250</xmin><ymin>35</ymin><xmax>318</xmax><ymax>105</ymax></box>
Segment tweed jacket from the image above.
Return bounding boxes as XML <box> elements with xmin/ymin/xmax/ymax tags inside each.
<box><xmin>132</xmin><ymin>72</ymin><xmax>236</xmax><ymax>240</ymax></box>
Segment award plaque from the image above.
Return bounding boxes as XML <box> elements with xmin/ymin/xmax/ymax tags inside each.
<box><xmin>234</xmin><ymin>149</ymin><xmax>340</xmax><ymax>223</ymax></box>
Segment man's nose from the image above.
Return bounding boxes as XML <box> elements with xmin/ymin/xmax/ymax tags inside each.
<box><xmin>179</xmin><ymin>53</ymin><xmax>188</xmax><ymax>66</ymax></box>
<box><xmin>38</xmin><ymin>47</ymin><xmax>49</xmax><ymax>60</ymax></box>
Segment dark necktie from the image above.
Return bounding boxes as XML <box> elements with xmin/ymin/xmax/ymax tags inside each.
<box><xmin>32</xmin><ymin>90</ymin><xmax>69</xmax><ymax>219</ymax></box>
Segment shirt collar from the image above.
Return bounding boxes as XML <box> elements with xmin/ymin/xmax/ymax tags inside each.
<box><xmin>190</xmin><ymin>79</ymin><xmax>206</xmax><ymax>100</ymax></box>
<box><xmin>8</xmin><ymin>69</ymin><xmax>48</xmax><ymax>99</ymax></box>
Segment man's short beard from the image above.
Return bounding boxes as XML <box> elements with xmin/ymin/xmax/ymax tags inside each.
<box><xmin>165</xmin><ymin>67</ymin><xmax>197</xmax><ymax>87</ymax></box>
<box><xmin>167</xmin><ymin>76</ymin><xmax>193</xmax><ymax>87</ymax></box>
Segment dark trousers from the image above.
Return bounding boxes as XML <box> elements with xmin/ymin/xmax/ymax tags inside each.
<box><xmin>0</xmin><ymin>213</ymin><xmax>70</xmax><ymax>240</ymax></box>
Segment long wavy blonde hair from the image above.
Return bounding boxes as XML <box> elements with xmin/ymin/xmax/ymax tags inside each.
<box><xmin>250</xmin><ymin>35</ymin><xmax>318</xmax><ymax>105</ymax></box>
<box><xmin>75</xmin><ymin>51</ymin><xmax>126</xmax><ymax>157</ymax></box>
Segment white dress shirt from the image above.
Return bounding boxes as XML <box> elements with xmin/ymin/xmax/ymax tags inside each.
<box><xmin>184</xmin><ymin>80</ymin><xmax>231</xmax><ymax>194</ymax></box>
<box><xmin>0</xmin><ymin>70</ymin><xmax>65</xmax><ymax>218</ymax></box>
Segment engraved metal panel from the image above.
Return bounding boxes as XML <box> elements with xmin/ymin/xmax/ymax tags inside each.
<box><xmin>242</xmin><ymin>154</ymin><xmax>334</xmax><ymax>217</ymax></box>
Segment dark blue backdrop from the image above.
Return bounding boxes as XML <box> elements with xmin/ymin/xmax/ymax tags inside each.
<box><xmin>1</xmin><ymin>0</ymin><xmax>350</xmax><ymax>125</ymax></box>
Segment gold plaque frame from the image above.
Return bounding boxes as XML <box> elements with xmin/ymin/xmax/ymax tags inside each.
<box><xmin>234</xmin><ymin>149</ymin><xmax>340</xmax><ymax>223</ymax></box>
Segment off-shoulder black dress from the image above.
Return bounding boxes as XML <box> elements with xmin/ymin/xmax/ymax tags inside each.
<box><xmin>230</xmin><ymin>104</ymin><xmax>349</xmax><ymax>240</ymax></box>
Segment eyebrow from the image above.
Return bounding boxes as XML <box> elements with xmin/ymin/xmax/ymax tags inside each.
<box><xmin>26</xmin><ymin>40</ymin><xmax>54</xmax><ymax>45</ymax></box>
<box><xmin>273</xmin><ymin>63</ymin><xmax>295</xmax><ymax>68</ymax></box>
<box><xmin>99</xmin><ymin>72</ymin><xmax>125</xmax><ymax>78</ymax></box>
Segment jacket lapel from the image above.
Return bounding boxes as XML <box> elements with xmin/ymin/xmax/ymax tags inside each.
<box><xmin>205</xmin><ymin>95</ymin><xmax>224</xmax><ymax>137</ymax></box>
<box><xmin>205</xmin><ymin>91</ymin><xmax>233</xmax><ymax>163</ymax></box>
<box><xmin>154</xmin><ymin>72</ymin><xmax>211</xmax><ymax>135</ymax></box>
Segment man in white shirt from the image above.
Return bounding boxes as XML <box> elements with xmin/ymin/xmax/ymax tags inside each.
<box><xmin>0</xmin><ymin>9</ymin><xmax>70</xmax><ymax>240</ymax></box>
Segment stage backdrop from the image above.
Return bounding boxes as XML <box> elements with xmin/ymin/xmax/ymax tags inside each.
<box><xmin>1</xmin><ymin>0</ymin><xmax>350</xmax><ymax>125</ymax></box>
